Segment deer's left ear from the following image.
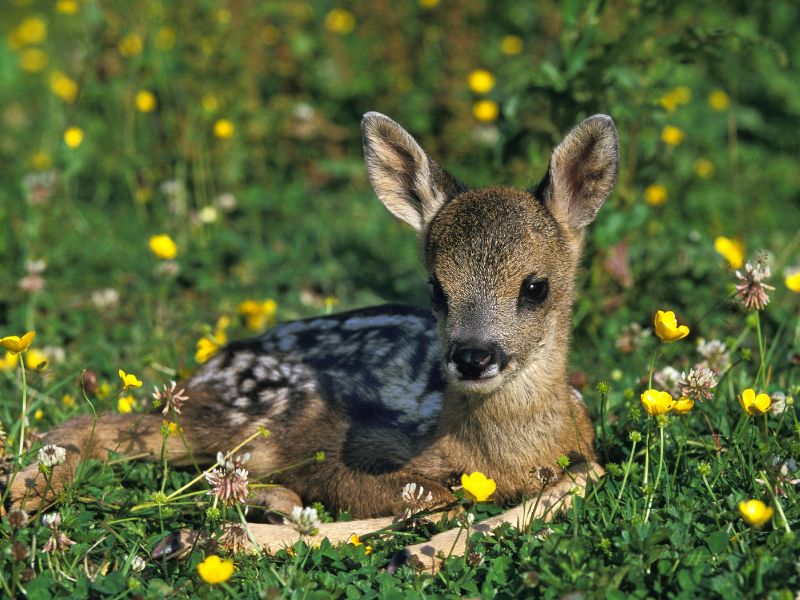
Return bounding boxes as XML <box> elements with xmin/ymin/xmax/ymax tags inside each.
<box><xmin>535</xmin><ymin>114</ymin><xmax>619</xmax><ymax>230</ymax></box>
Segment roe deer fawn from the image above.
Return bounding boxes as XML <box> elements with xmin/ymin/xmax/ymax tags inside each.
<box><xmin>9</xmin><ymin>112</ymin><xmax>617</xmax><ymax>568</ymax></box>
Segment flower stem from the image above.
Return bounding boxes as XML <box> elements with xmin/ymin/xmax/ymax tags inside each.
<box><xmin>648</xmin><ymin>347</ymin><xmax>662</xmax><ymax>390</ymax></box>
<box><xmin>130</xmin><ymin>427</ymin><xmax>265</xmax><ymax>512</ymax></box>
<box><xmin>754</xmin><ymin>311</ymin><xmax>766</xmax><ymax>389</ymax></box>
<box><xmin>700</xmin><ymin>474</ymin><xmax>721</xmax><ymax>527</ymax></box>
<box><xmin>645</xmin><ymin>424</ymin><xmax>666</xmax><ymax>523</ymax></box>
<box><xmin>609</xmin><ymin>439</ymin><xmax>637</xmax><ymax>522</ymax></box>
<box><xmin>759</xmin><ymin>470</ymin><xmax>792</xmax><ymax>534</ymax></box>
<box><xmin>17</xmin><ymin>359</ymin><xmax>28</xmax><ymax>466</ymax></box>
<box><xmin>643</xmin><ymin>421</ymin><xmax>652</xmax><ymax>487</ymax></box>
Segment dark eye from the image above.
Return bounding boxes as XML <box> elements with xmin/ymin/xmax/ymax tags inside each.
<box><xmin>519</xmin><ymin>275</ymin><xmax>549</xmax><ymax>309</ymax></box>
<box><xmin>428</xmin><ymin>276</ymin><xmax>448</xmax><ymax>314</ymax></box>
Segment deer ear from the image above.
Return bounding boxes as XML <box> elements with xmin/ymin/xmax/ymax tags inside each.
<box><xmin>535</xmin><ymin>114</ymin><xmax>619</xmax><ymax>230</ymax></box>
<box><xmin>362</xmin><ymin>112</ymin><xmax>466</xmax><ymax>232</ymax></box>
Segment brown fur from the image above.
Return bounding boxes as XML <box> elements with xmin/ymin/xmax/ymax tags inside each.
<box><xmin>9</xmin><ymin>112</ymin><xmax>618</xmax><ymax>562</ymax></box>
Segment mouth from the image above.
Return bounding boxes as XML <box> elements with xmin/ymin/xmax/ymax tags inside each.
<box><xmin>446</xmin><ymin>361</ymin><xmax>509</xmax><ymax>393</ymax></box>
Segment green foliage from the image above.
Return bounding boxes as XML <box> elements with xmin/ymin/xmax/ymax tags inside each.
<box><xmin>0</xmin><ymin>0</ymin><xmax>799</xmax><ymax>598</ymax></box>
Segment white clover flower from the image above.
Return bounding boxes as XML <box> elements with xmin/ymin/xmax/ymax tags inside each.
<box><xmin>401</xmin><ymin>482</ymin><xmax>435</xmax><ymax>519</ymax></box>
<box><xmin>42</xmin><ymin>512</ymin><xmax>61</xmax><ymax>529</ymax></box>
<box><xmin>38</xmin><ymin>444</ymin><xmax>66</xmax><ymax>468</ymax></box>
<box><xmin>287</xmin><ymin>506</ymin><xmax>321</xmax><ymax>535</ymax></box>
<box><xmin>130</xmin><ymin>555</ymin><xmax>146</xmax><ymax>572</ymax></box>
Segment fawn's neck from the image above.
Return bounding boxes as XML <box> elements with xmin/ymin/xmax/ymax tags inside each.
<box><xmin>437</xmin><ymin>342</ymin><xmax>572</xmax><ymax>468</ymax></box>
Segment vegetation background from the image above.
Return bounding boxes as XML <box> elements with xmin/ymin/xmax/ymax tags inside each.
<box><xmin>0</xmin><ymin>0</ymin><xmax>799</xmax><ymax>597</ymax></box>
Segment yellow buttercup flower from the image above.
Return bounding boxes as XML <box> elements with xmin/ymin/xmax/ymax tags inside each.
<box><xmin>119</xmin><ymin>369</ymin><xmax>143</xmax><ymax>390</ymax></box>
<box><xmin>117</xmin><ymin>395</ymin><xmax>135</xmax><ymax>413</ymax></box>
<box><xmin>30</xmin><ymin>151</ymin><xmax>52</xmax><ymax>170</ymax></box>
<box><xmin>785</xmin><ymin>271</ymin><xmax>800</xmax><ymax>293</ymax></box>
<box><xmin>0</xmin><ymin>352</ymin><xmax>20</xmax><ymax>370</ymax></box>
<box><xmin>738</xmin><ymin>388</ymin><xmax>771</xmax><ymax>416</ymax></box>
<box><xmin>672</xmin><ymin>397</ymin><xmax>694</xmax><ymax>415</ymax></box>
<box><xmin>693</xmin><ymin>158</ymin><xmax>714</xmax><ymax>178</ymax></box>
<box><xmin>164</xmin><ymin>420</ymin><xmax>180</xmax><ymax>435</ymax></box>
<box><xmin>661</xmin><ymin>125</ymin><xmax>684</xmax><ymax>146</ymax></box>
<box><xmin>643</xmin><ymin>184</ymin><xmax>667</xmax><ymax>206</ymax></box>
<box><xmin>20</xmin><ymin>48</ymin><xmax>48</xmax><ymax>72</ymax></box>
<box><xmin>324</xmin><ymin>8</ymin><xmax>355</xmax><ymax>35</ymax></box>
<box><xmin>119</xmin><ymin>33</ymin><xmax>143</xmax><ymax>57</ymax></box>
<box><xmin>195</xmin><ymin>316</ymin><xmax>230</xmax><ymax>364</ymax></box>
<box><xmin>201</xmin><ymin>94</ymin><xmax>219</xmax><ymax>113</ymax></box>
<box><xmin>49</xmin><ymin>71</ymin><xmax>79</xmax><ymax>103</ymax></box>
<box><xmin>1</xmin><ymin>331</ymin><xmax>36</xmax><ymax>355</ymax></box>
<box><xmin>238</xmin><ymin>299</ymin><xmax>277</xmax><ymax>331</ymax></box>
<box><xmin>500</xmin><ymin>35</ymin><xmax>523</xmax><ymax>55</ymax></box>
<box><xmin>14</xmin><ymin>17</ymin><xmax>48</xmax><ymax>46</ymax></box>
<box><xmin>658</xmin><ymin>86</ymin><xmax>691</xmax><ymax>112</ymax></box>
<box><xmin>135</xmin><ymin>90</ymin><xmax>157</xmax><ymax>113</ymax></box>
<box><xmin>714</xmin><ymin>236</ymin><xmax>744</xmax><ymax>269</ymax></box>
<box><xmin>473</xmin><ymin>99</ymin><xmax>499</xmax><ymax>123</ymax></box>
<box><xmin>34</xmin><ymin>409</ymin><xmax>44</xmax><ymax>421</ymax></box>
<box><xmin>25</xmin><ymin>349</ymin><xmax>48</xmax><ymax>370</ymax></box>
<box><xmin>97</xmin><ymin>381</ymin><xmax>112</xmax><ymax>399</ymax></box>
<box><xmin>738</xmin><ymin>499</ymin><xmax>772</xmax><ymax>527</ymax></box>
<box><xmin>56</xmin><ymin>1</ymin><xmax>80</xmax><ymax>14</ymax></box>
<box><xmin>419</xmin><ymin>0</ymin><xmax>440</xmax><ymax>7</ymax></box>
<box><xmin>149</xmin><ymin>234</ymin><xmax>177</xmax><ymax>260</ymax></box>
<box><xmin>461</xmin><ymin>471</ymin><xmax>496</xmax><ymax>502</ymax></box>
<box><xmin>468</xmin><ymin>69</ymin><xmax>495</xmax><ymax>95</ymax></box>
<box><xmin>213</xmin><ymin>119</ymin><xmax>235</xmax><ymax>139</ymax></box>
<box><xmin>640</xmin><ymin>389</ymin><xmax>675</xmax><ymax>416</ymax></box>
<box><xmin>708</xmin><ymin>89</ymin><xmax>730</xmax><ymax>111</ymax></box>
<box><xmin>197</xmin><ymin>554</ymin><xmax>234</xmax><ymax>584</ymax></box>
<box><xmin>155</xmin><ymin>26</ymin><xmax>176</xmax><ymax>51</ymax></box>
<box><xmin>63</xmin><ymin>126</ymin><xmax>84</xmax><ymax>148</ymax></box>
<box><xmin>654</xmin><ymin>310</ymin><xmax>690</xmax><ymax>342</ymax></box>
<box><xmin>348</xmin><ymin>534</ymin><xmax>373</xmax><ymax>554</ymax></box>
<box><xmin>62</xmin><ymin>394</ymin><xmax>75</xmax><ymax>407</ymax></box>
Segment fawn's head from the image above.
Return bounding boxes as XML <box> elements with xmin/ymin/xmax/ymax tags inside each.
<box><xmin>362</xmin><ymin>112</ymin><xmax>618</xmax><ymax>396</ymax></box>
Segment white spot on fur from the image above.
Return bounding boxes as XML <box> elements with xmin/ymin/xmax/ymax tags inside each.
<box><xmin>342</xmin><ymin>315</ymin><xmax>422</xmax><ymax>331</ymax></box>
<box><xmin>228</xmin><ymin>412</ymin><xmax>248</xmax><ymax>426</ymax></box>
<box><xmin>232</xmin><ymin>352</ymin><xmax>254</xmax><ymax>372</ymax></box>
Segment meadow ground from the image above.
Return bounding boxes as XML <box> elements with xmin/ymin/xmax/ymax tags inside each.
<box><xmin>1</xmin><ymin>1</ymin><xmax>800</xmax><ymax>598</ymax></box>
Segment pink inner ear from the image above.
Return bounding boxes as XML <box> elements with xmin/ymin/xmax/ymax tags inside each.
<box><xmin>548</xmin><ymin>120</ymin><xmax>618</xmax><ymax>229</ymax></box>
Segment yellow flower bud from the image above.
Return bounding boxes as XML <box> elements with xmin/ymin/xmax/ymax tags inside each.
<box><xmin>644</xmin><ymin>184</ymin><xmax>667</xmax><ymax>206</ymax></box>
<box><xmin>473</xmin><ymin>100</ymin><xmax>499</xmax><ymax>123</ymax></box>
<box><xmin>708</xmin><ymin>89</ymin><xmax>730</xmax><ymax>111</ymax></box>
<box><xmin>135</xmin><ymin>90</ymin><xmax>157</xmax><ymax>113</ymax></box>
<box><xmin>63</xmin><ymin>126</ymin><xmax>84</xmax><ymax>148</ymax></box>
<box><xmin>500</xmin><ymin>35</ymin><xmax>523</xmax><ymax>55</ymax></box>
<box><xmin>661</xmin><ymin>125</ymin><xmax>684</xmax><ymax>146</ymax></box>
<box><xmin>213</xmin><ymin>119</ymin><xmax>235</xmax><ymax>139</ymax></box>
<box><xmin>468</xmin><ymin>69</ymin><xmax>495</xmax><ymax>94</ymax></box>
<box><xmin>148</xmin><ymin>234</ymin><xmax>177</xmax><ymax>260</ymax></box>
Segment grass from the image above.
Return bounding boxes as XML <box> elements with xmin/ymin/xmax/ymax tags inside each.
<box><xmin>1</xmin><ymin>1</ymin><xmax>800</xmax><ymax>597</ymax></box>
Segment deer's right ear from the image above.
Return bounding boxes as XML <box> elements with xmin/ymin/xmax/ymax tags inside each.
<box><xmin>362</xmin><ymin>112</ymin><xmax>465</xmax><ymax>232</ymax></box>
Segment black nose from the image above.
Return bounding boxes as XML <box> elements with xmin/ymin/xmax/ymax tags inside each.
<box><xmin>450</xmin><ymin>341</ymin><xmax>503</xmax><ymax>380</ymax></box>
